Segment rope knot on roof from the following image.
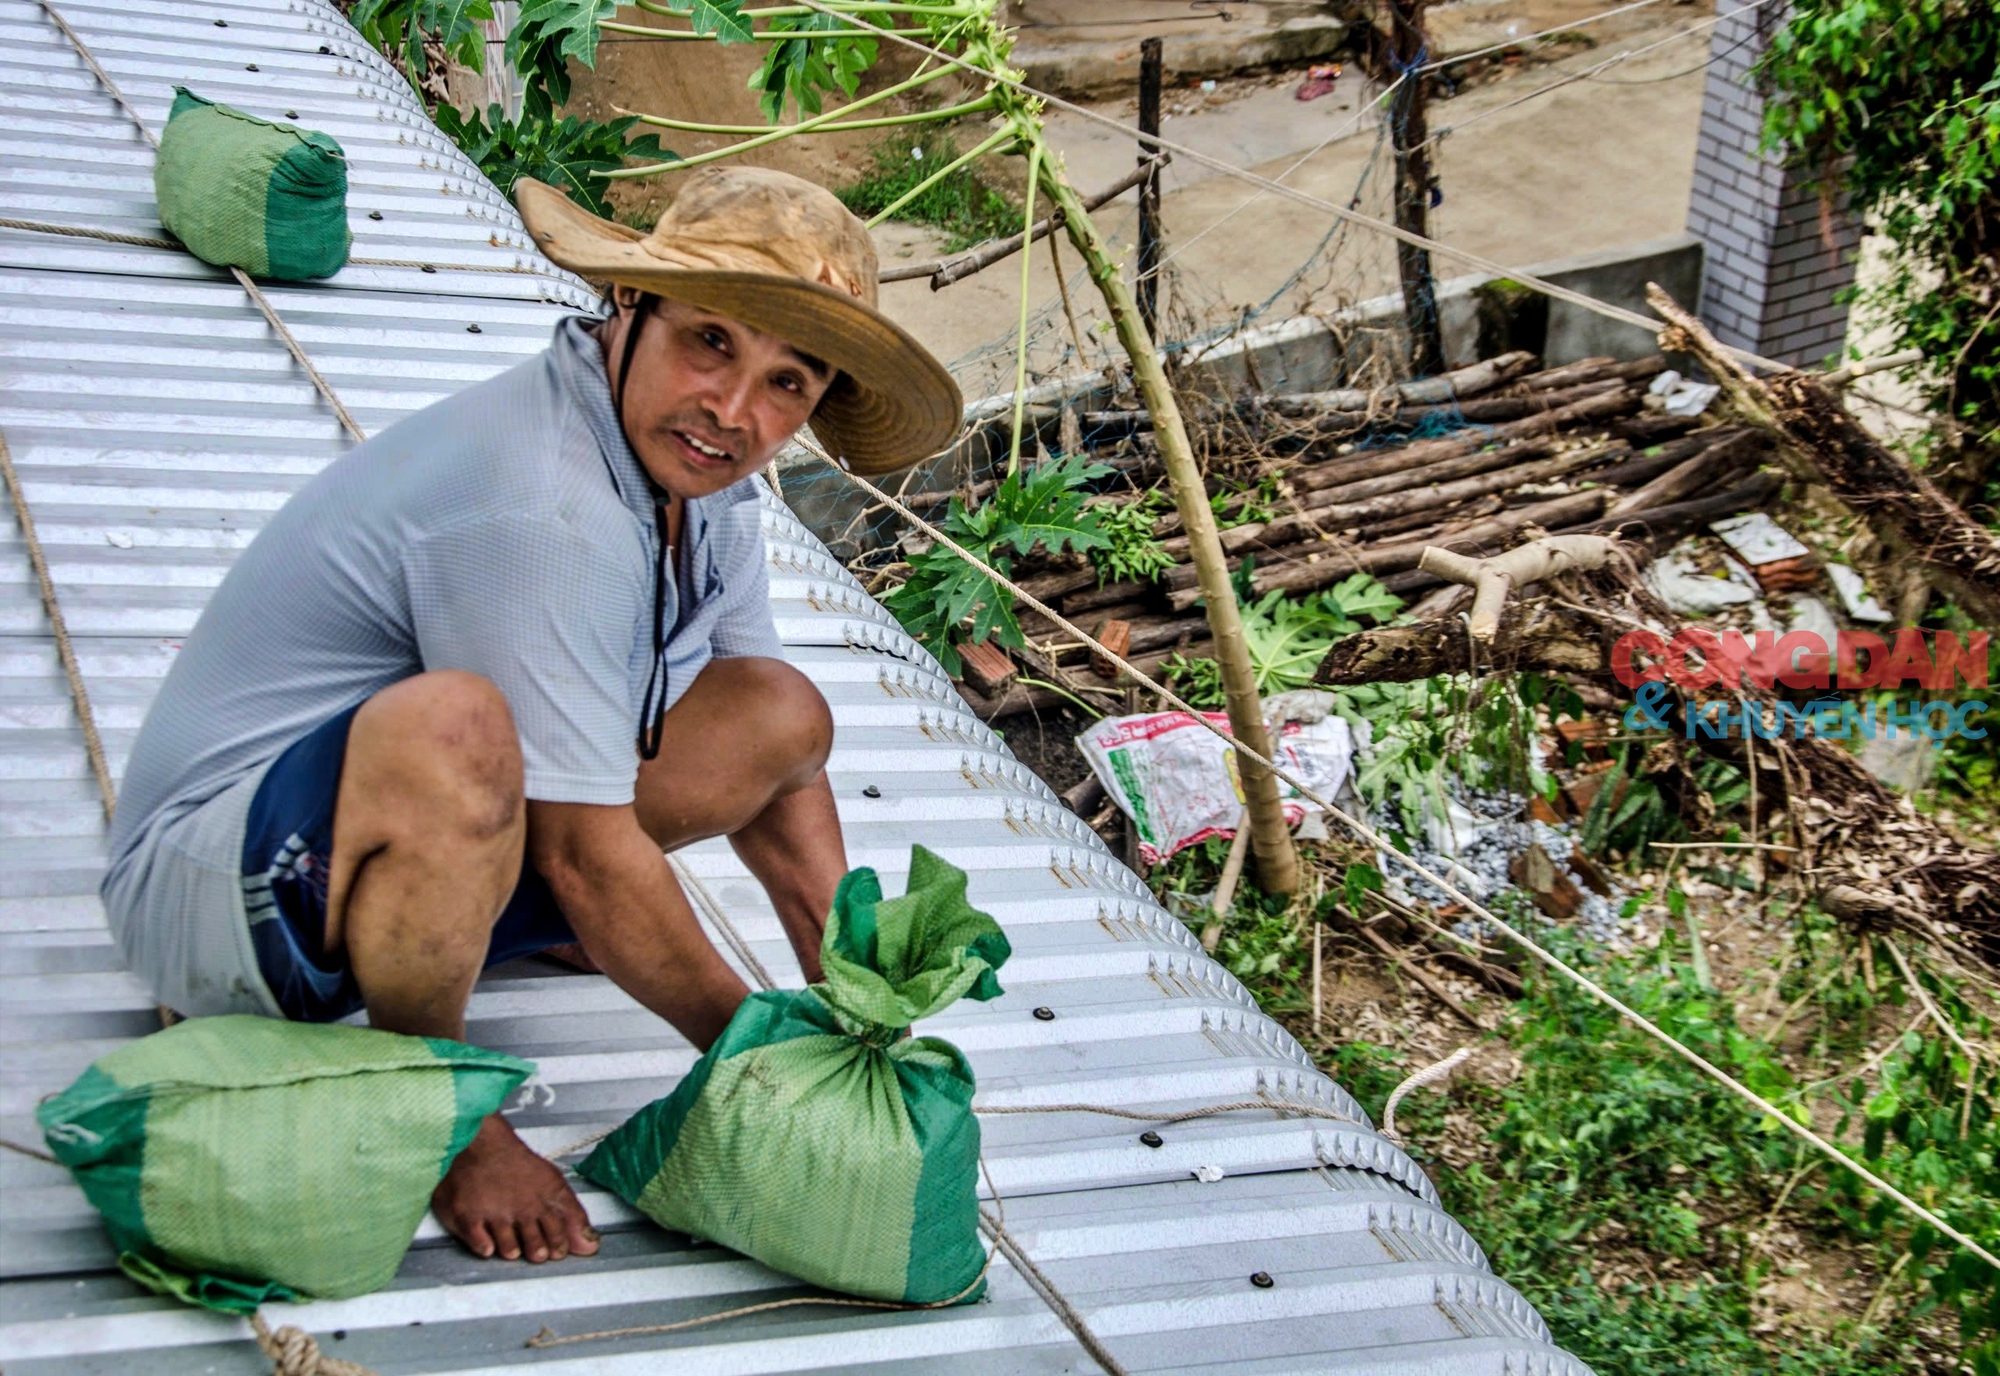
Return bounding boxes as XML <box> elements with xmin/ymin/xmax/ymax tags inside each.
<box><xmin>250</xmin><ymin>1312</ymin><xmax>379</xmax><ymax>1376</ymax></box>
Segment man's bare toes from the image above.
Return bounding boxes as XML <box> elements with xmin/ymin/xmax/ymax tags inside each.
<box><xmin>459</xmin><ymin>1218</ymin><xmax>496</xmax><ymax>1261</ymax></box>
<box><xmin>489</xmin><ymin>1219</ymin><xmax>524</xmax><ymax>1262</ymax></box>
<box><xmin>533</xmin><ymin>1213</ymin><xmax>567</xmax><ymax>1263</ymax></box>
<box><xmin>558</xmin><ymin>1195</ymin><xmax>600</xmax><ymax>1256</ymax></box>
<box><xmin>523</xmin><ymin>1213</ymin><xmax>557</xmax><ymax>1263</ymax></box>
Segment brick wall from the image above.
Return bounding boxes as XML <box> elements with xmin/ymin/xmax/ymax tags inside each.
<box><xmin>1685</xmin><ymin>3</ymin><xmax>1860</xmax><ymax>367</ymax></box>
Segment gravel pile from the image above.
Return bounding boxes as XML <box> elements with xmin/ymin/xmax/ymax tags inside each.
<box><xmin>1374</xmin><ymin>790</ymin><xmax>1630</xmax><ymax>944</ymax></box>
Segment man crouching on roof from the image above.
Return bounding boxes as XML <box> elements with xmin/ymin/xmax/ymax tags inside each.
<box><xmin>99</xmin><ymin>169</ymin><xmax>961</xmax><ymax>1265</ymax></box>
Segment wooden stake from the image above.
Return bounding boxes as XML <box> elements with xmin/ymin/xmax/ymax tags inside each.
<box><xmin>1388</xmin><ymin>0</ymin><xmax>1444</xmax><ymax>377</ymax></box>
<box><xmin>1136</xmin><ymin>36</ymin><xmax>1164</xmax><ymax>343</ymax></box>
<box><xmin>1312</xmin><ymin>920</ymin><xmax>1324</xmax><ymax>1036</ymax></box>
<box><xmin>1202</xmin><ymin>808</ymin><xmax>1253</xmax><ymax>952</ymax></box>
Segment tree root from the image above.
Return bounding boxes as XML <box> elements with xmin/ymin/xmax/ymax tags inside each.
<box><xmin>1418</xmin><ymin>534</ymin><xmax>1626</xmax><ymax>640</ymax></box>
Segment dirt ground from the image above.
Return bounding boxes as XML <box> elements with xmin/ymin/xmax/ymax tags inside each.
<box><xmin>565</xmin><ymin>1</ymin><xmax>1730</xmax><ymax>389</ymax></box>
<box><xmin>876</xmin><ymin>0</ymin><xmax>1728</xmax><ymax>380</ymax></box>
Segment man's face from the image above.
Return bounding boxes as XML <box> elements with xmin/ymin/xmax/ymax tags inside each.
<box><xmin>610</xmin><ymin>292</ymin><xmax>835</xmax><ymax>501</ymax></box>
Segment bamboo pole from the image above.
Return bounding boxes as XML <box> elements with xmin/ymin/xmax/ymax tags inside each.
<box><xmin>1033</xmin><ymin>143</ymin><xmax>1299</xmax><ymax>894</ymax></box>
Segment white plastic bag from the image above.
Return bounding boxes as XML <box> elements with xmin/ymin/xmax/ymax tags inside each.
<box><xmin>1076</xmin><ymin>711</ymin><xmax>1353</xmax><ymax>863</ymax></box>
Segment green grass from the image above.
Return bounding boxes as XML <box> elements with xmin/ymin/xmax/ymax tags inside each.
<box><xmin>1306</xmin><ymin>919</ymin><xmax>1995</xmax><ymax>1376</ymax></box>
<box><xmin>835</xmin><ymin>128</ymin><xmax>1020</xmax><ymax>252</ymax></box>
<box><xmin>1169</xmin><ymin>832</ymin><xmax>1995</xmax><ymax>1374</ymax></box>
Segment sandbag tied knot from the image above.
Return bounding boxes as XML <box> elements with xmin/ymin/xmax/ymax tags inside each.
<box><xmin>813</xmin><ymin>845</ymin><xmax>1013</xmax><ymax>1041</ymax></box>
<box><xmin>249</xmin><ymin>1311</ymin><xmax>378</xmax><ymax>1376</ymax></box>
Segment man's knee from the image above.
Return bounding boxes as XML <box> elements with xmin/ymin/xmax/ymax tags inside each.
<box><xmin>722</xmin><ymin>658</ymin><xmax>833</xmax><ymax>778</ymax></box>
<box><xmin>352</xmin><ymin>671</ymin><xmax>524</xmax><ymax>842</ymax></box>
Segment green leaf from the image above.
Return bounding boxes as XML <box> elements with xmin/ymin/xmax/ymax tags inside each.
<box><xmin>681</xmin><ymin>0</ymin><xmax>753</xmax><ymax>43</ymax></box>
<box><xmin>505</xmin><ymin>0</ymin><xmax>625</xmax><ymax>114</ymax></box>
<box><xmin>350</xmin><ymin>0</ymin><xmax>494</xmax><ymax>90</ymax></box>
<box><xmin>1323</xmin><ymin>571</ymin><xmax>1404</xmax><ymax>624</ymax></box>
<box><xmin>432</xmin><ymin>105</ymin><xmax>673</xmax><ymax>216</ymax></box>
<box><xmin>1342</xmin><ymin>861</ymin><xmax>1384</xmax><ymax>907</ymax></box>
<box><xmin>986</xmin><ymin>455</ymin><xmax>1113</xmax><ymax>558</ymax></box>
<box><xmin>752</xmin><ymin>10</ymin><xmax>877</xmax><ymax>121</ymax></box>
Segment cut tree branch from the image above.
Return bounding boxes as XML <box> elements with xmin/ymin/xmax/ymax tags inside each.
<box><xmin>879</xmin><ymin>154</ymin><xmax>1170</xmax><ymax>287</ymax></box>
<box><xmin>1647</xmin><ymin>283</ymin><xmax>2000</xmax><ymax>624</ymax></box>
<box><xmin>1313</xmin><ymin>535</ymin><xmax>2000</xmax><ymax>963</ymax></box>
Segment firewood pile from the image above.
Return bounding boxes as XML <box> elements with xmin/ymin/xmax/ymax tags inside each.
<box><xmin>953</xmin><ymin>348</ymin><xmax>1785</xmax><ymax>718</ymax></box>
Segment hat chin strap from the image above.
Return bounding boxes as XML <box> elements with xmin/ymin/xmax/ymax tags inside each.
<box><xmin>609</xmin><ymin>294</ymin><xmax>674</xmax><ymax>762</ymax></box>
<box><xmin>611</xmin><ymin>294</ymin><xmax>655</xmax><ymax>431</ymax></box>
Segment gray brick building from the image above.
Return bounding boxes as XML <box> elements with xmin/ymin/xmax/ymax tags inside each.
<box><xmin>1685</xmin><ymin>2</ymin><xmax>1861</xmax><ymax>367</ymax></box>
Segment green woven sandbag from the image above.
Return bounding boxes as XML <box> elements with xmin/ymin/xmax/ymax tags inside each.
<box><xmin>153</xmin><ymin>87</ymin><xmax>351</xmax><ymax>280</ymax></box>
<box><xmin>37</xmin><ymin>1016</ymin><xmax>532</xmax><ymax>1313</ymax></box>
<box><xmin>581</xmin><ymin>846</ymin><xmax>1011</xmax><ymax>1304</ymax></box>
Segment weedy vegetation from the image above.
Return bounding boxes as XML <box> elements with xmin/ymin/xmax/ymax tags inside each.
<box><xmin>834</xmin><ymin>130</ymin><xmax>1023</xmax><ymax>252</ymax></box>
<box><xmin>881</xmin><ymin>455</ymin><xmax>1112</xmax><ymax>676</ymax></box>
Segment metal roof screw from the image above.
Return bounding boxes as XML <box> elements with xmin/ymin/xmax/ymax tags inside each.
<box><xmin>1032</xmin><ymin>1006</ymin><xmax>1055</xmax><ymax>1021</ymax></box>
<box><xmin>1250</xmin><ymin>1272</ymin><xmax>1275</xmax><ymax>1289</ymax></box>
<box><xmin>332</xmin><ymin>1330</ymin><xmax>347</xmax><ymax>1341</ymax></box>
<box><xmin>466</xmin><ymin>323</ymin><xmax>482</xmax><ymax>333</ymax></box>
<box><xmin>421</xmin><ymin>264</ymin><xmax>436</xmax><ymax>273</ymax></box>
<box><xmin>1139</xmin><ymin>1131</ymin><xmax>1163</xmax><ymax>1148</ymax></box>
<box><xmin>214</xmin><ymin>17</ymin><xmax>227</xmax><ymax>24</ymax></box>
<box><xmin>861</xmin><ymin>784</ymin><xmax>882</xmax><ymax>798</ymax></box>
<box><xmin>319</xmin><ymin>44</ymin><xmax>332</xmax><ymax>54</ymax></box>
<box><xmin>246</xmin><ymin>64</ymin><xmax>259</xmax><ymax>72</ymax></box>
<box><xmin>368</xmin><ymin>210</ymin><xmax>384</xmax><ymax>220</ymax></box>
<box><xmin>285</xmin><ymin>111</ymin><xmax>299</xmax><ymax>120</ymax></box>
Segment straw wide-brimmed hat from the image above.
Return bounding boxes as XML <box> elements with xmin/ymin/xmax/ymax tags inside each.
<box><xmin>516</xmin><ymin>169</ymin><xmax>961</xmax><ymax>474</ymax></box>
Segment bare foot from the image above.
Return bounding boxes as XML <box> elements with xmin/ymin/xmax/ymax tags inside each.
<box><xmin>432</xmin><ymin>1114</ymin><xmax>600</xmax><ymax>1263</ymax></box>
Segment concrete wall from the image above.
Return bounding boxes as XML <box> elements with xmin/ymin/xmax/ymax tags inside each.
<box><xmin>1685</xmin><ymin>4</ymin><xmax>1860</xmax><ymax>367</ymax></box>
<box><xmin>1530</xmin><ymin>235</ymin><xmax>1705</xmax><ymax>366</ymax></box>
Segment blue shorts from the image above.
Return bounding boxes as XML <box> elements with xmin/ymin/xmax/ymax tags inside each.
<box><xmin>239</xmin><ymin>701</ymin><xmax>575</xmax><ymax>1023</ymax></box>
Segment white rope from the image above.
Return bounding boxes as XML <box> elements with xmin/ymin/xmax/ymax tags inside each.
<box><xmin>1379</xmin><ymin>1047</ymin><xmax>1473</xmax><ymax>1144</ymax></box>
<box><xmin>979</xmin><ymin>1209</ymin><xmax>1131</xmax><ymax>1376</ymax></box>
<box><xmin>789</xmin><ymin>0</ymin><xmax>1791</xmax><ymax>375</ymax></box>
<box><xmin>811</xmin><ymin>445</ymin><xmax>2000</xmax><ymax>1276</ymax></box>
<box><xmin>668</xmin><ymin>855</ymin><xmax>778</xmax><ymax>991</ymax></box>
<box><xmin>0</xmin><ymin>214</ymin><xmax>565</xmax><ymax>277</ymax></box>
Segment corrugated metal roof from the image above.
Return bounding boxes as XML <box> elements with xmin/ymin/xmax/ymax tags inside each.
<box><xmin>0</xmin><ymin>2</ymin><xmax>1593</xmax><ymax>1371</ymax></box>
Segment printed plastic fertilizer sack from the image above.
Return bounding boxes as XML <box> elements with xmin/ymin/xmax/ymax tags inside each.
<box><xmin>38</xmin><ymin>1016</ymin><xmax>532</xmax><ymax>1312</ymax></box>
<box><xmin>154</xmin><ymin>87</ymin><xmax>351</xmax><ymax>280</ymax></box>
<box><xmin>1077</xmin><ymin>708</ymin><xmax>1355</xmax><ymax>862</ymax></box>
<box><xmin>580</xmin><ymin>846</ymin><xmax>1011</xmax><ymax>1303</ymax></box>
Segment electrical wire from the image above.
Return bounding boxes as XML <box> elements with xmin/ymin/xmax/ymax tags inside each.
<box><xmin>1584</xmin><ymin>16</ymin><xmax>1765</xmax><ymax>84</ymax></box>
<box><xmin>1151</xmin><ymin>72</ymin><xmax>1406</xmax><ymax>273</ymax></box>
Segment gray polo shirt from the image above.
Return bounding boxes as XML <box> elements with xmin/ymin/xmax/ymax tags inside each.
<box><xmin>102</xmin><ymin>315</ymin><xmax>783</xmax><ymax>1015</ymax></box>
